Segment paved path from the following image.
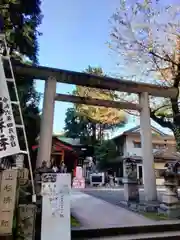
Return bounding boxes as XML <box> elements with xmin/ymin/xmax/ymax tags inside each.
<box><xmin>71</xmin><ymin>190</ymin><xmax>155</xmax><ymax>228</ymax></box>
<box><xmin>82</xmin><ymin>187</ymin><xmax>165</xmax><ymax>206</ymax></box>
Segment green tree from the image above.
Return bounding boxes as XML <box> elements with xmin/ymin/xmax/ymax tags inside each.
<box><xmin>64</xmin><ymin>107</ymin><xmax>91</xmax><ymax>144</ymax></box>
<box><xmin>109</xmin><ymin>0</ymin><xmax>180</xmax><ymax>149</ymax></box>
<box><xmin>95</xmin><ymin>140</ymin><xmax>117</xmax><ymax>170</ymax></box>
<box><xmin>1</xmin><ymin>0</ymin><xmax>42</xmax><ymax>62</ymax></box>
<box><xmin>0</xmin><ymin>1</ymin><xmax>42</xmax><ymax>159</ymax></box>
<box><xmin>64</xmin><ymin>107</ymin><xmax>102</xmax><ymax>145</ymax></box>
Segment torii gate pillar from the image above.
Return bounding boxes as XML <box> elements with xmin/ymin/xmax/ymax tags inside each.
<box><xmin>139</xmin><ymin>92</ymin><xmax>157</xmax><ymax>201</ymax></box>
<box><xmin>36</xmin><ymin>77</ymin><xmax>56</xmax><ymax>168</ymax></box>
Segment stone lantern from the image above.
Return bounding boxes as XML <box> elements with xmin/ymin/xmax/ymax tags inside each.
<box><xmin>13</xmin><ymin>153</ymin><xmax>24</xmax><ymax>169</ymax></box>
<box><xmin>159</xmin><ymin>161</ymin><xmax>180</xmax><ymax>218</ymax></box>
<box><xmin>122</xmin><ymin>158</ymin><xmax>139</xmax><ymax>202</ymax></box>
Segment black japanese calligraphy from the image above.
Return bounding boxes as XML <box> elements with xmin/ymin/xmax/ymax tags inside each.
<box><xmin>6</xmin><ymin>116</ymin><xmax>12</xmax><ymax>122</ymax></box>
<box><xmin>4</xmin><ymin>104</ymin><xmax>10</xmax><ymax>109</ymax></box>
<box><xmin>3</xmin><ymin>196</ymin><xmax>12</xmax><ymax>204</ymax></box>
<box><xmin>3</xmin><ymin>110</ymin><xmax>11</xmax><ymax>116</ymax></box>
<box><xmin>7</xmin><ymin>123</ymin><xmax>13</xmax><ymax>128</ymax></box>
<box><xmin>0</xmin><ymin>102</ymin><xmax>4</xmax><ymax>116</ymax></box>
<box><xmin>0</xmin><ymin>134</ymin><xmax>9</xmax><ymax>151</ymax></box>
<box><xmin>5</xmin><ymin>173</ymin><xmax>13</xmax><ymax>180</ymax></box>
<box><xmin>9</xmin><ymin>134</ymin><xmax>15</xmax><ymax>142</ymax></box>
<box><xmin>10</xmin><ymin>140</ymin><xmax>16</xmax><ymax>147</ymax></box>
<box><xmin>9</xmin><ymin>128</ymin><xmax>14</xmax><ymax>134</ymax></box>
<box><xmin>0</xmin><ymin>220</ymin><xmax>9</xmax><ymax>227</ymax></box>
<box><xmin>4</xmin><ymin>184</ymin><xmax>12</xmax><ymax>192</ymax></box>
<box><xmin>2</xmin><ymin>97</ymin><xmax>8</xmax><ymax>103</ymax></box>
<box><xmin>60</xmin><ymin>195</ymin><xmax>64</xmax><ymax>218</ymax></box>
<box><xmin>0</xmin><ymin>118</ymin><xmax>5</xmax><ymax>134</ymax></box>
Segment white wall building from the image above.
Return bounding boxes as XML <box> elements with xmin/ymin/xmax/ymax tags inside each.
<box><xmin>112</xmin><ymin>125</ymin><xmax>176</xmax><ymax>185</ymax></box>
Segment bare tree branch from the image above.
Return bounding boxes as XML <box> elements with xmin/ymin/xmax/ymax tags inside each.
<box><xmin>149</xmin><ymin>51</ymin><xmax>178</xmax><ymax>66</ymax></box>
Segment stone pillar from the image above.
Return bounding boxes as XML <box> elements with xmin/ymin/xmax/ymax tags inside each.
<box><xmin>36</xmin><ymin>77</ymin><xmax>56</xmax><ymax>168</ymax></box>
<box><xmin>17</xmin><ymin>204</ymin><xmax>37</xmax><ymax>240</ymax></box>
<box><xmin>123</xmin><ymin>178</ymin><xmax>139</xmax><ymax>202</ymax></box>
<box><xmin>139</xmin><ymin>92</ymin><xmax>157</xmax><ymax>201</ymax></box>
<box><xmin>122</xmin><ymin>159</ymin><xmax>139</xmax><ymax>202</ymax></box>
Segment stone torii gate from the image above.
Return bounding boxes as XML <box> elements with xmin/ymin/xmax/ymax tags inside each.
<box><xmin>11</xmin><ymin>61</ymin><xmax>178</xmax><ymax>202</ymax></box>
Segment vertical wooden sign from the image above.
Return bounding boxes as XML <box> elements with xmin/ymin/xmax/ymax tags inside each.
<box><xmin>0</xmin><ymin>169</ymin><xmax>18</xmax><ymax>234</ymax></box>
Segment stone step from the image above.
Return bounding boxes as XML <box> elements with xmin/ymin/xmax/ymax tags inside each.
<box><xmin>85</xmin><ymin>231</ymin><xmax>180</xmax><ymax>240</ymax></box>
<box><xmin>72</xmin><ymin>222</ymin><xmax>180</xmax><ymax>239</ymax></box>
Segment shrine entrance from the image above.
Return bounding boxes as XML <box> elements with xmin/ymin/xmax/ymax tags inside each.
<box><xmin>10</xmin><ymin>60</ymin><xmax>178</xmax><ymax>201</ymax></box>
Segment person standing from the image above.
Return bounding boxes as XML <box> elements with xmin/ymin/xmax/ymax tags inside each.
<box><xmin>60</xmin><ymin>162</ymin><xmax>67</xmax><ymax>173</ymax></box>
<box><xmin>52</xmin><ymin>164</ymin><xmax>59</xmax><ymax>173</ymax></box>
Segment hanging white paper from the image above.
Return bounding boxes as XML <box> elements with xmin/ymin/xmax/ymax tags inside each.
<box><xmin>0</xmin><ymin>58</ymin><xmax>20</xmax><ymax>158</ymax></box>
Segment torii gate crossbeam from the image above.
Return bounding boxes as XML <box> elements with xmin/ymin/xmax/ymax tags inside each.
<box><xmin>8</xmin><ymin>61</ymin><xmax>178</xmax><ymax>98</ymax></box>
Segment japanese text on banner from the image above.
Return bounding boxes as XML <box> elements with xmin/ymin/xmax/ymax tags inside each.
<box><xmin>0</xmin><ymin>65</ymin><xmax>20</xmax><ymax>158</ymax></box>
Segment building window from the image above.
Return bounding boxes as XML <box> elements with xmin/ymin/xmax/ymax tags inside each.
<box><xmin>134</xmin><ymin>142</ymin><xmax>141</xmax><ymax>148</ymax></box>
<box><xmin>153</xmin><ymin>144</ymin><xmax>165</xmax><ymax>149</ymax></box>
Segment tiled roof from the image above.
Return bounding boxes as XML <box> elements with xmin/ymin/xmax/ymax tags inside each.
<box><xmin>55</xmin><ymin>137</ymin><xmax>81</xmax><ymax>146</ymax></box>
<box><xmin>153</xmin><ymin>148</ymin><xmax>180</xmax><ymax>160</ymax></box>
<box><xmin>123</xmin><ymin>125</ymin><xmax>168</xmax><ymax>136</ymax></box>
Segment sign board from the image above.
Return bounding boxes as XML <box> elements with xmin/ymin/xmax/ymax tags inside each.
<box><xmin>73</xmin><ymin>166</ymin><xmax>85</xmax><ymax>189</ymax></box>
<box><xmin>41</xmin><ymin>173</ymin><xmax>71</xmax><ymax>240</ymax></box>
<box><xmin>0</xmin><ymin>58</ymin><xmax>20</xmax><ymax>158</ymax></box>
<box><xmin>17</xmin><ymin>204</ymin><xmax>36</xmax><ymax>240</ymax></box>
<box><xmin>0</xmin><ymin>169</ymin><xmax>18</xmax><ymax>234</ymax></box>
<box><xmin>72</xmin><ymin>177</ymin><xmax>85</xmax><ymax>189</ymax></box>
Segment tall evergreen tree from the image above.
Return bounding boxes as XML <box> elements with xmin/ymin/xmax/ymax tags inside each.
<box><xmin>0</xmin><ymin>1</ymin><xmax>42</xmax><ymax>162</ymax></box>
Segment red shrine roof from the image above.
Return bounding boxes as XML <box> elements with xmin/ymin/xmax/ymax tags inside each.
<box><xmin>32</xmin><ymin>136</ymin><xmax>75</xmax><ymax>153</ymax></box>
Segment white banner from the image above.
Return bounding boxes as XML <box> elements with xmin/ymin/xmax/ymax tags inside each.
<box><xmin>41</xmin><ymin>173</ymin><xmax>71</xmax><ymax>240</ymax></box>
<box><xmin>0</xmin><ymin>58</ymin><xmax>20</xmax><ymax>158</ymax></box>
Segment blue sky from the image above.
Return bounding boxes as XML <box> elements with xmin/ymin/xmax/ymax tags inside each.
<box><xmin>36</xmin><ymin>0</ymin><xmax>121</xmax><ymax>134</ymax></box>
<box><xmin>35</xmin><ymin>0</ymin><xmax>172</xmax><ymax>136</ymax></box>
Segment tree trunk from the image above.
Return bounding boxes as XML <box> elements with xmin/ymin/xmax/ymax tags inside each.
<box><xmin>172</xmin><ymin>126</ymin><xmax>180</xmax><ymax>152</ymax></box>
<box><xmin>91</xmin><ymin>123</ymin><xmax>97</xmax><ymax>145</ymax></box>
